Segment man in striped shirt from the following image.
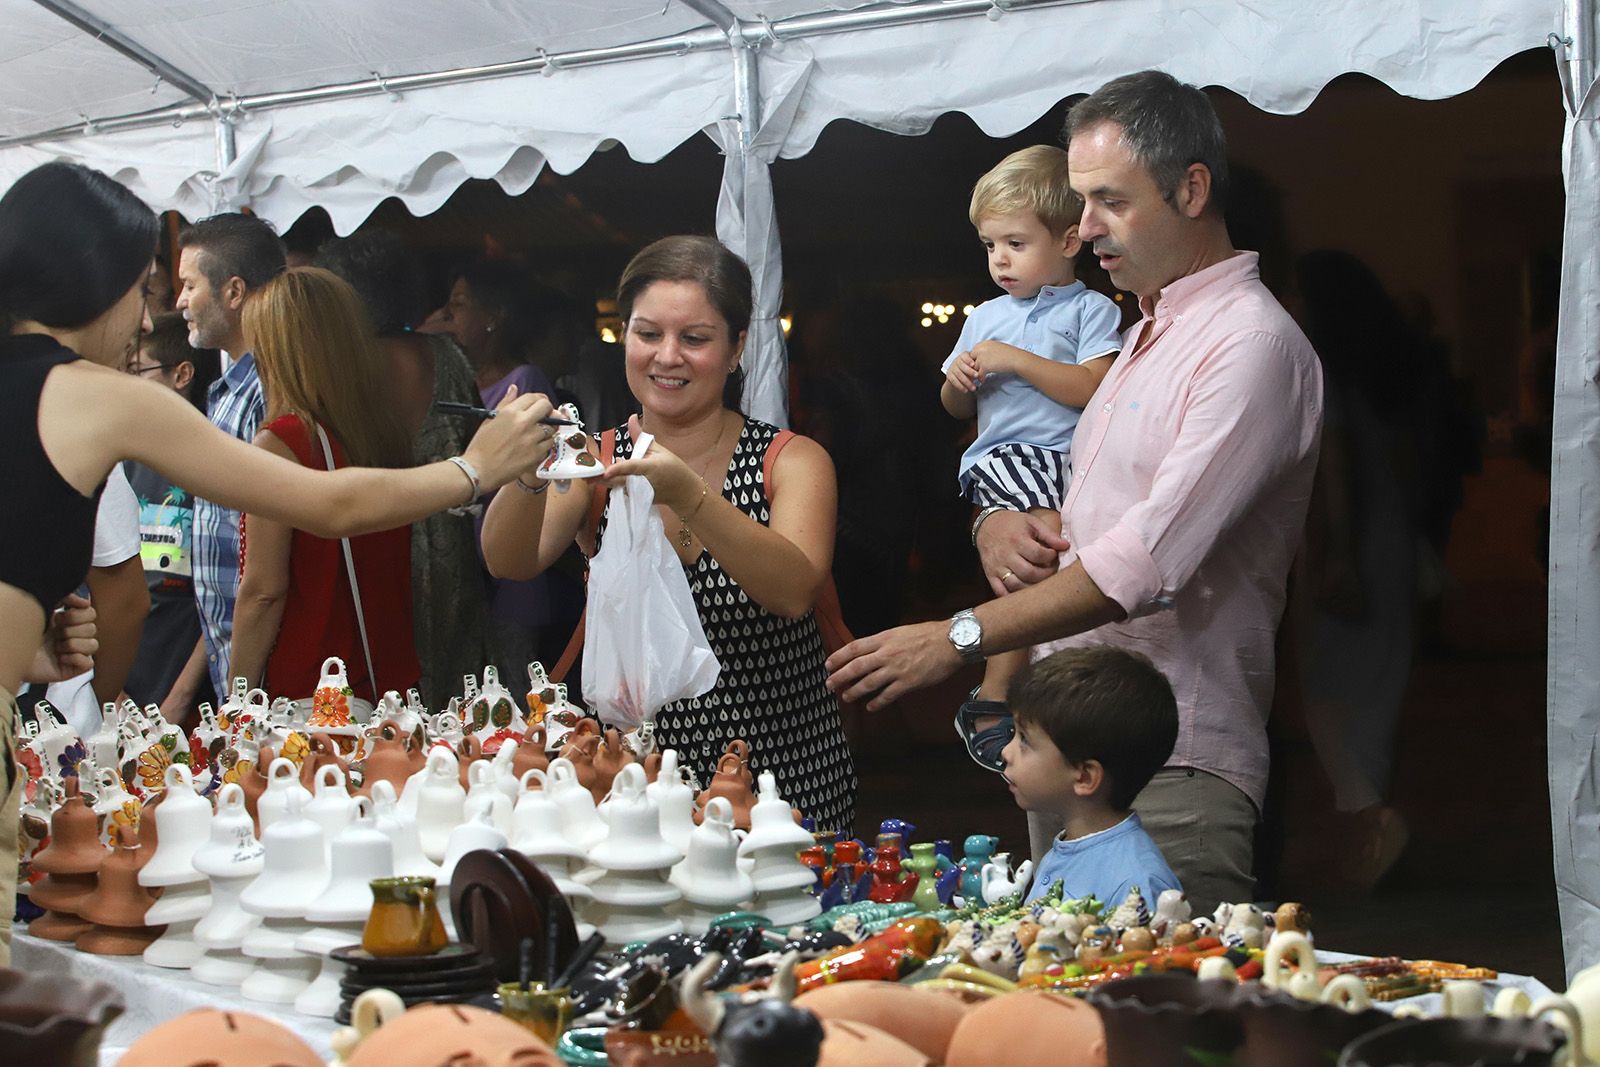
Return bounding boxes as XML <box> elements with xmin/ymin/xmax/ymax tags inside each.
<box><xmin>175</xmin><ymin>214</ymin><xmax>286</xmax><ymax>699</ymax></box>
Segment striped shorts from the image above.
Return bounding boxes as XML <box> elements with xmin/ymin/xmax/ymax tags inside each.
<box><xmin>961</xmin><ymin>443</ymin><xmax>1069</xmax><ymax>512</ymax></box>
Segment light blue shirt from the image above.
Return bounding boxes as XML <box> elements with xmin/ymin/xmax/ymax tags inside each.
<box><xmin>941</xmin><ymin>281</ymin><xmax>1123</xmax><ymax>486</ymax></box>
<box><xmin>193</xmin><ymin>352</ymin><xmax>265</xmax><ymax>697</ymax></box>
<box><xmin>1025</xmin><ymin>811</ymin><xmax>1181</xmax><ymax>907</ymax></box>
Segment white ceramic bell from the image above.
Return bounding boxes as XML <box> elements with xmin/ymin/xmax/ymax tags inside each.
<box><xmin>465</xmin><ymin>759</ymin><xmax>513</xmax><ymax>836</ymax></box>
<box><xmin>671</xmin><ymin>798</ymin><xmax>754</xmax><ymax>908</ymax></box>
<box><xmin>510</xmin><ymin>771</ymin><xmax>592</xmax><ymax>901</ymax></box>
<box><xmin>548</xmin><ymin>757</ymin><xmax>606</xmax><ymax>850</ymax></box>
<box><xmin>536</xmin><ymin>404</ymin><xmax>602</xmax><ymax>485</ymax></box>
<box><xmin>141</xmin><ymin>879</ymin><xmax>212</xmax><ymax>969</ymax></box>
<box><xmin>438</xmin><ymin>803</ymin><xmax>509</xmax><ymax>889</ymax></box>
<box><xmin>137</xmin><ymin>763</ymin><xmax>213</xmax><ymax>887</ymax></box>
<box><xmin>490</xmin><ymin>741</ymin><xmax>521</xmax><ymax>802</ymax></box>
<box><xmin>189</xmin><ymin>784</ymin><xmax>263</xmax><ymax>986</ymax></box>
<box><xmin>305</xmin><ymin>762</ymin><xmax>356</xmax><ymax>846</ymax></box>
<box><xmin>371</xmin><ymin>779</ymin><xmax>440</xmax><ymax>880</ymax></box>
<box><xmin>306</xmin><ymin>797</ymin><xmax>393</xmax><ymax>924</ymax></box>
<box><xmin>738</xmin><ymin>772</ymin><xmax>814</xmax><ymax>857</ymax></box>
<box><xmin>239</xmin><ymin>791</ymin><xmax>330</xmax><ymax>918</ymax></box>
<box><xmin>588</xmin><ymin>765</ymin><xmax>684</xmax><ymax>872</ymax></box>
<box><xmin>239</xmin><ymin>914</ymin><xmax>320</xmax><ymax>1005</ymax></box>
<box><xmin>257</xmin><ymin>756</ymin><xmax>312</xmax><ymax>833</ymax></box>
<box><xmin>648</xmin><ymin>750</ymin><xmax>697</xmax><ymax>855</ymax></box>
<box><xmin>737</xmin><ymin>773</ymin><xmax>820</xmax><ymax>925</ymax></box>
<box><xmin>415</xmin><ymin>746</ymin><xmax>466</xmax><ymax>863</ymax></box>
<box><xmin>294</xmin><ymin>925</ymin><xmax>361</xmax><ymax>1018</ymax></box>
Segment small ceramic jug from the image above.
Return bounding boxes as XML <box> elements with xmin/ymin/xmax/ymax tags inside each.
<box><xmin>361</xmin><ymin>876</ymin><xmax>447</xmax><ymax>957</ymax></box>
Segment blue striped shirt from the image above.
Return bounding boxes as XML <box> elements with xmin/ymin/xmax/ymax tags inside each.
<box><xmin>192</xmin><ymin>352</ymin><xmax>265</xmax><ymax>696</ymax></box>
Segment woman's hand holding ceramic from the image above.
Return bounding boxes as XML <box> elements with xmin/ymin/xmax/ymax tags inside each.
<box><xmin>604</xmin><ymin>414</ymin><xmax>705</xmax><ymax>515</ymax></box>
<box><xmin>461</xmin><ymin>385</ymin><xmax>557</xmax><ymax>491</ymax></box>
<box><xmin>28</xmin><ymin>593</ymin><xmax>98</xmax><ymax>685</ymax></box>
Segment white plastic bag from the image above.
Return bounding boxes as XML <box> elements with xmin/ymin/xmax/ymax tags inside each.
<box><xmin>582</xmin><ymin>435</ymin><xmax>721</xmax><ymax>729</ymax></box>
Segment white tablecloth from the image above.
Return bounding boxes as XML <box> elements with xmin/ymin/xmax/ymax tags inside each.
<box><xmin>12</xmin><ymin>929</ymin><xmax>339</xmax><ymax>1065</ymax></box>
<box><xmin>9</xmin><ymin>929</ymin><xmax>1558</xmax><ymax>1064</ymax></box>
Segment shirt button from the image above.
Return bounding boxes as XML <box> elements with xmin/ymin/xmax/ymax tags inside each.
<box><xmin>1102</xmin><ymin>403</ymin><xmax>1113</xmax><ymax>413</ymax></box>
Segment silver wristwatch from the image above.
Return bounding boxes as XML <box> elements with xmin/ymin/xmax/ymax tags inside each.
<box><xmin>948</xmin><ymin>608</ymin><xmax>985</xmax><ymax>663</ymax></box>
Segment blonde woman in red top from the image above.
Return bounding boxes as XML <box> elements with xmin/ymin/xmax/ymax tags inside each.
<box><xmin>230</xmin><ymin>267</ymin><xmax>422</xmax><ymax>707</ymax></box>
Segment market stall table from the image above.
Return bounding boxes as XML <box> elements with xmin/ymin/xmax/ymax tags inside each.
<box><xmin>12</xmin><ymin>924</ymin><xmax>1559</xmax><ymax>1065</ymax></box>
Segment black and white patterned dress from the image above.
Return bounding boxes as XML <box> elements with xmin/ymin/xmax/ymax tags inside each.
<box><xmin>598</xmin><ymin>417</ymin><xmax>858</xmax><ymax>834</ymax></box>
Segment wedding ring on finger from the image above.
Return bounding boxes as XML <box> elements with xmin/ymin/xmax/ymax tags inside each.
<box><xmin>998</xmin><ymin>570</ymin><xmax>1015</xmax><ymax>585</ymax></box>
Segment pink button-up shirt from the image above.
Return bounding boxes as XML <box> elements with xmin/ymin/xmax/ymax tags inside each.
<box><xmin>1038</xmin><ymin>252</ymin><xmax>1322</xmax><ymax>810</ymax></box>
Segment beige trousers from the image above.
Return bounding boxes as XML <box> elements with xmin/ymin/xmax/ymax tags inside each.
<box><xmin>1026</xmin><ymin>766</ymin><xmax>1257</xmax><ymax>919</ymax></box>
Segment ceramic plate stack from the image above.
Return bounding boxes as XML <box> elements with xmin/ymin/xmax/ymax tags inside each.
<box><xmin>329</xmin><ymin>943</ymin><xmax>497</xmax><ymax>1024</ymax></box>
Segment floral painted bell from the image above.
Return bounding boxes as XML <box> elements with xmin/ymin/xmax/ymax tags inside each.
<box><xmin>461</xmin><ymin>666</ymin><xmax>525</xmax><ymax>754</ymax></box>
<box><xmin>535</xmin><ymin>403</ymin><xmax>602</xmax><ymax>490</ymax></box>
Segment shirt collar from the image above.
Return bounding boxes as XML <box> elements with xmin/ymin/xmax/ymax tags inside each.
<box><xmin>1014</xmin><ymin>279</ymin><xmax>1086</xmax><ymax>307</ymax></box>
<box><xmin>1053</xmin><ymin>811</ymin><xmax>1141</xmax><ymax>849</ymax></box>
<box><xmin>207</xmin><ymin>351</ymin><xmax>257</xmax><ymax>404</ymax></box>
<box><xmin>1138</xmin><ymin>251</ymin><xmax>1259</xmax><ymax>320</ymax></box>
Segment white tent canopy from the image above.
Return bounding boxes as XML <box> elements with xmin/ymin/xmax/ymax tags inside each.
<box><xmin>8</xmin><ymin>0</ymin><xmax>1594</xmax><ymax>973</ymax></box>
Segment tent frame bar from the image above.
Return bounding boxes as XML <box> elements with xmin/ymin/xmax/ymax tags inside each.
<box><xmin>30</xmin><ymin>0</ymin><xmax>215</xmax><ymax>105</ymax></box>
<box><xmin>0</xmin><ymin>0</ymin><xmax>1085</xmax><ymax>150</ymax></box>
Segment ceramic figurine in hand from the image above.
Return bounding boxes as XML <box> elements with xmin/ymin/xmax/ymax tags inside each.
<box><xmin>535</xmin><ymin>403</ymin><xmax>602</xmax><ymax>491</ymax></box>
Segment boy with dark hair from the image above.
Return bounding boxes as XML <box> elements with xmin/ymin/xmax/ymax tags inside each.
<box><xmin>1002</xmin><ymin>645</ymin><xmax>1181</xmax><ymax>904</ymax></box>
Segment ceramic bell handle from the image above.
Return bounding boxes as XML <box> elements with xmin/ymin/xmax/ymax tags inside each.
<box><xmin>1263</xmin><ymin>931</ymin><xmax>1320</xmax><ymax>1000</ymax></box>
<box><xmin>269</xmin><ymin>756</ymin><xmax>297</xmax><ymax>782</ymax></box>
<box><xmin>1494</xmin><ymin>988</ymin><xmax>1534</xmax><ymax>1018</ymax></box>
<box><xmin>426</xmin><ymin>746</ymin><xmax>457</xmax><ymax>777</ymax></box>
<box><xmin>1529</xmin><ymin>995</ymin><xmax>1589</xmax><ymax>1067</ymax></box>
<box><xmin>164</xmin><ymin>763</ymin><xmax>194</xmax><ymax>791</ymax></box>
<box><xmin>246</xmin><ymin>687</ymin><xmax>270</xmax><ymax>707</ymax></box>
<box><xmin>704</xmin><ymin>796</ymin><xmax>734</xmax><ymax>828</ymax></box>
<box><xmin>351</xmin><ymin>795</ymin><xmax>374</xmax><ymax>823</ymax></box>
<box><xmin>321</xmin><ymin>656</ymin><xmax>345</xmax><ymax>676</ymax></box>
<box><xmin>519</xmin><ymin>768</ymin><xmax>548</xmax><ymax>793</ymax></box>
<box><xmin>317</xmin><ymin>762</ymin><xmax>347</xmax><ymax>791</ymax></box>
<box><xmin>350</xmin><ymin>987</ymin><xmax>407</xmax><ymax>1039</ymax></box>
<box><xmin>615</xmin><ymin>763</ymin><xmax>646</xmax><ymax>796</ymax></box>
<box><xmin>370</xmin><ymin>779</ymin><xmax>399</xmax><ymax>811</ymax></box>
<box><xmin>216</xmin><ymin>782</ymin><xmax>246</xmax><ymax>813</ymax></box>
<box><xmin>1321</xmin><ymin>974</ymin><xmax>1372</xmax><ymax>1012</ymax></box>
<box><xmin>547</xmin><ymin>758</ymin><xmax>577</xmax><ymax>786</ymax></box>
<box><xmin>468</xmin><ymin>759</ymin><xmax>494</xmax><ymax>787</ymax></box>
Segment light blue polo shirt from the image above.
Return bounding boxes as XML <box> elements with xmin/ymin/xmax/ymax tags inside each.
<box><xmin>942</xmin><ymin>280</ymin><xmax>1123</xmax><ymax>484</ymax></box>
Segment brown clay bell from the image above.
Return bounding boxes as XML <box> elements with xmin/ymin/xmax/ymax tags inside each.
<box><xmin>511</xmin><ymin>725</ymin><xmax>550</xmax><ymax>781</ymax></box>
<box><xmin>239</xmin><ymin>745</ymin><xmax>275</xmax><ymax>833</ymax></box>
<box><xmin>31</xmin><ymin>777</ymin><xmax>107</xmax><ymax>877</ymax></box>
<box><xmin>694</xmin><ymin>740</ymin><xmax>756</xmax><ymax>829</ymax></box>
<box><xmin>298</xmin><ymin>732</ymin><xmax>352</xmax><ymax>791</ymax></box>
<box><xmin>591</xmin><ymin>727</ymin><xmax>636</xmax><ymax>802</ymax></box>
<box><xmin>75</xmin><ymin>826</ymin><xmax>165</xmax><ymax>955</ymax></box>
<box><xmin>557</xmin><ymin>719</ymin><xmax>602</xmax><ymax>802</ymax></box>
<box><xmin>358</xmin><ymin>720</ymin><xmax>414</xmax><ymax>799</ymax></box>
<box><xmin>456</xmin><ymin>733</ymin><xmax>486</xmax><ymax>789</ymax></box>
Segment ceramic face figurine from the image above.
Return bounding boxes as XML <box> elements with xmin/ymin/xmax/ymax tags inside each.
<box><xmin>119</xmin><ymin>1007</ymin><xmax>324</xmax><ymax>1067</ymax></box>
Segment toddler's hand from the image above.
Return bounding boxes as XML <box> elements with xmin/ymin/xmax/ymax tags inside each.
<box><xmin>945</xmin><ymin>351</ymin><xmax>980</xmax><ymax>393</ymax></box>
<box><xmin>969</xmin><ymin>340</ymin><xmax>1017</xmax><ymax>378</ymax></box>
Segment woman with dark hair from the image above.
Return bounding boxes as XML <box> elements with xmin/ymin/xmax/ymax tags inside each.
<box><xmin>483</xmin><ymin>235</ymin><xmax>858</xmax><ymax>833</ymax></box>
<box><xmin>0</xmin><ymin>162</ymin><xmax>554</xmax><ymax>964</ymax></box>
<box><xmin>315</xmin><ymin>232</ymin><xmax>493</xmax><ymax>709</ymax></box>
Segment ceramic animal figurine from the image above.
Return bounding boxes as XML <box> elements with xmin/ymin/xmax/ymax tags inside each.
<box><xmin>1151</xmin><ymin>889</ymin><xmax>1191</xmax><ymax>938</ymax></box>
<box><xmin>1221</xmin><ymin>901</ymin><xmax>1265</xmax><ymax>949</ymax></box>
<box><xmin>682</xmin><ymin>952</ymin><xmax>822</xmax><ymax>1067</ymax></box>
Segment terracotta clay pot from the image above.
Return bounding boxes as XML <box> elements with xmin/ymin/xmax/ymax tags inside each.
<box><xmin>297</xmin><ymin>732</ymin><xmax>351</xmax><ymax>791</ymax></box>
<box><xmin>819</xmin><ymin>1017</ymin><xmax>936</xmax><ymax>1067</ymax></box>
<box><xmin>457</xmin><ymin>734</ymin><xmax>487</xmax><ymax>789</ymax></box>
<box><xmin>946</xmin><ymin>990</ymin><xmax>1106</xmax><ymax>1067</ymax></box>
<box><xmin>797</xmin><ymin>981</ymin><xmax>975</xmax><ymax>1062</ymax></box>
<box><xmin>512</xmin><ymin>726</ymin><xmax>550</xmax><ymax>781</ymax></box>
<box><xmin>119</xmin><ymin>1007</ymin><xmax>323</xmax><ymax>1067</ymax></box>
<box><xmin>240</xmin><ymin>746</ymin><xmax>275</xmax><ymax>832</ymax></box>
<box><xmin>556</xmin><ymin>720</ymin><xmax>602</xmax><ymax>802</ymax></box>
<box><xmin>694</xmin><ymin>741</ymin><xmax>756</xmax><ymax>829</ymax></box>
<box><xmin>1088</xmin><ymin>973</ymin><xmax>1243</xmax><ymax>1066</ymax></box>
<box><xmin>0</xmin><ymin>966</ymin><xmax>123</xmax><ymax>1067</ymax></box>
<box><xmin>31</xmin><ymin>778</ymin><xmax>107</xmax><ymax>876</ymax></box>
<box><xmin>75</xmin><ymin>827</ymin><xmax>164</xmax><ymax>955</ymax></box>
<box><xmin>591</xmin><ymin>728</ymin><xmax>636</xmax><ymax>802</ymax></box>
<box><xmin>357</xmin><ymin>721</ymin><xmax>415</xmax><ymax>799</ymax></box>
<box><xmin>346</xmin><ymin>1003</ymin><xmax>561</xmax><ymax>1067</ymax></box>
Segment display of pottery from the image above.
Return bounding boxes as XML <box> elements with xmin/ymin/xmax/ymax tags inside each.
<box><xmin>75</xmin><ymin>826</ymin><xmax>164</xmax><ymax>955</ymax></box>
<box><xmin>370</xmin><ymin>779</ymin><xmax>441</xmax><ymax>881</ymax></box>
<box><xmin>238</xmin><ymin>792</ymin><xmax>329</xmax><ymax>1004</ymax></box>
<box><xmin>739</xmin><ymin>772</ymin><xmax>820</xmax><ymax>926</ymax></box>
<box><xmin>27</xmin><ymin>777</ymin><xmax>109</xmax><ymax>942</ymax></box>
<box><xmin>414</xmin><ymin>746</ymin><xmax>467</xmax><ymax>862</ymax></box>
<box><xmin>646</xmin><ymin>749</ymin><xmax>697</xmax><ymax>854</ymax></box>
<box><xmin>694</xmin><ymin>740</ymin><xmax>756</xmax><ymax>828</ymax></box>
<box><xmin>509</xmin><ymin>769</ymin><xmax>595</xmax><ymax>914</ymax></box>
<box><xmin>188</xmin><ymin>784</ymin><xmax>264</xmax><ymax>986</ymax></box>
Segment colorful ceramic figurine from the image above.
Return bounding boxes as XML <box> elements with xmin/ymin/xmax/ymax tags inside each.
<box><xmin>461</xmin><ymin>666</ymin><xmax>525</xmax><ymax>754</ymax></box>
<box><xmin>901</xmin><ymin>842</ymin><xmax>952</xmax><ymax>913</ymax></box>
<box><xmin>535</xmin><ymin>403</ymin><xmax>603</xmax><ymax>490</ymax></box>
<box><xmin>957</xmin><ymin>834</ymin><xmax>999</xmax><ymax>904</ymax></box>
<box><xmin>866</xmin><ymin>845</ymin><xmax>917</xmax><ymax>904</ymax></box>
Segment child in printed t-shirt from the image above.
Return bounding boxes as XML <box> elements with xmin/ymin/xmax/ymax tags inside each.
<box><xmin>1001</xmin><ymin>646</ymin><xmax>1181</xmax><ymax>906</ymax></box>
<box><xmin>941</xmin><ymin>146</ymin><xmax>1124</xmax><ymax>706</ymax></box>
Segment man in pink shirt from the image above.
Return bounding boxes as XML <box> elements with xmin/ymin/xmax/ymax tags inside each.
<box><xmin>827</xmin><ymin>70</ymin><xmax>1323</xmax><ymax>913</ymax></box>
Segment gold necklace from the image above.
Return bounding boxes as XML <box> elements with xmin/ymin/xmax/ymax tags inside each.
<box><xmin>676</xmin><ymin>416</ymin><xmax>728</xmax><ymax>549</ymax></box>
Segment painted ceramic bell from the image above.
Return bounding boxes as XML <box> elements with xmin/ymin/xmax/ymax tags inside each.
<box><xmin>90</xmin><ymin>766</ymin><xmax>138</xmax><ymax>843</ymax></box>
<box><xmin>239</xmin><ymin>791</ymin><xmax>331</xmax><ymax>918</ymax></box>
<box><xmin>302</xmin><ymin>797</ymin><xmax>394</xmax><ymax>923</ymax></box>
<box><xmin>671</xmin><ymin>797</ymin><xmax>755</xmax><ymax>915</ymax></box>
<box><xmin>308</xmin><ymin>656</ymin><xmax>359</xmax><ymax>731</ymax></box>
<box><xmin>416</xmin><ymin>746</ymin><xmax>467</xmax><ymax>862</ymax></box>
<box><xmin>538</xmin><ymin>683</ymin><xmax>584</xmax><ymax>752</ymax></box>
<box><xmin>695</xmin><ymin>740</ymin><xmax>757</xmax><ymax>829</ymax></box>
<box><xmin>76</xmin><ymin>826</ymin><xmax>164</xmax><ymax>955</ymax></box>
<box><xmin>647</xmin><ymin>749</ymin><xmax>696</xmax><ymax>854</ymax></box>
<box><xmin>536</xmin><ymin>403</ymin><xmax>602</xmax><ymax>486</ymax></box>
<box><xmin>257</xmin><ymin>756</ymin><xmax>312</xmax><ymax>833</ymax></box>
<box><xmin>138</xmin><ymin>764</ymin><xmax>212</xmax><ymax>888</ymax></box>
<box><xmin>463</xmin><ymin>665</ymin><xmax>526</xmax><ymax>754</ymax></box>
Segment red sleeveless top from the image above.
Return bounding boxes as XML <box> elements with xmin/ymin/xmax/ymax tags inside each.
<box><xmin>247</xmin><ymin>414</ymin><xmax>419</xmax><ymax>701</ymax></box>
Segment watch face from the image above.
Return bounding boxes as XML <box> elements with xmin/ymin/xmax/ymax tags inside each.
<box><xmin>950</xmin><ymin>615</ymin><xmax>981</xmax><ymax>648</ymax></box>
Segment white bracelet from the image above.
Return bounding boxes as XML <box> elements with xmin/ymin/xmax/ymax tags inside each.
<box><xmin>446</xmin><ymin>456</ymin><xmax>481</xmax><ymax>505</ymax></box>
